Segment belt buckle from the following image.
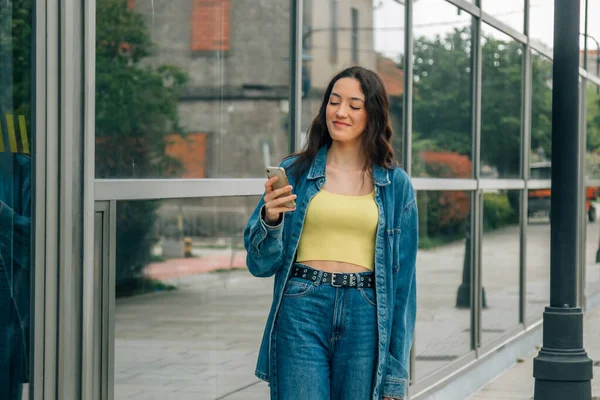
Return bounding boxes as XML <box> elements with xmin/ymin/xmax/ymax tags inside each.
<box><xmin>331</xmin><ymin>272</ymin><xmax>343</xmax><ymax>287</ymax></box>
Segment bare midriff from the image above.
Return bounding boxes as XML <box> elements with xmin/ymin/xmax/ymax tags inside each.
<box><xmin>299</xmin><ymin>260</ymin><xmax>372</xmax><ymax>274</ymax></box>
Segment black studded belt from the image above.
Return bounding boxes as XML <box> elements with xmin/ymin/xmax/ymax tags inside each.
<box><xmin>290</xmin><ymin>265</ymin><xmax>375</xmax><ymax>289</ymax></box>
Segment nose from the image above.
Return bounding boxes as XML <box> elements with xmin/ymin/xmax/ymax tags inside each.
<box><xmin>335</xmin><ymin>105</ymin><xmax>349</xmax><ymax>119</ymax></box>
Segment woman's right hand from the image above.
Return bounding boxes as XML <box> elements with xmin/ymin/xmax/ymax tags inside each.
<box><xmin>263</xmin><ymin>176</ymin><xmax>297</xmax><ymax>225</ymax></box>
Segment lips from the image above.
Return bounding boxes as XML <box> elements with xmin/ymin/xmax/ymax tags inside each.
<box><xmin>333</xmin><ymin>121</ymin><xmax>350</xmax><ymax>127</ymax></box>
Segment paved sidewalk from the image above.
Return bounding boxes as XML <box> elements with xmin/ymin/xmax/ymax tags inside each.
<box><xmin>112</xmin><ymin>222</ymin><xmax>600</xmax><ymax>399</ymax></box>
<box><xmin>468</xmin><ymin>306</ymin><xmax>600</xmax><ymax>400</ymax></box>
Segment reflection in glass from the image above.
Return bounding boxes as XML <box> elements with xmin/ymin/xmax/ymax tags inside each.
<box><xmin>586</xmin><ymin>216</ymin><xmax>600</xmax><ymax>297</ymax></box>
<box><xmin>412</xmin><ymin>0</ymin><xmax>473</xmax><ymax>178</ymax></box>
<box><xmin>481</xmin><ymin>24</ymin><xmax>523</xmax><ymax>179</ymax></box>
<box><xmin>96</xmin><ymin>0</ymin><xmax>290</xmax><ymax>179</ymax></box>
<box><xmin>584</xmin><ymin>0</ymin><xmax>600</xmax><ymax>76</ymax></box>
<box><xmin>481</xmin><ymin>190</ymin><xmax>521</xmax><ymax>344</ymax></box>
<box><xmin>302</xmin><ymin>0</ymin><xmax>404</xmax><ymax>163</ymax></box>
<box><xmin>529</xmin><ymin>1</ymin><xmax>553</xmax><ymax>51</ymax></box>
<box><xmin>481</xmin><ymin>0</ymin><xmax>524</xmax><ymax>33</ymax></box>
<box><xmin>526</xmin><ymin>190</ymin><xmax>550</xmax><ymax>324</ymax></box>
<box><xmin>0</xmin><ymin>0</ymin><xmax>34</xmax><ymax>398</ymax></box>
<box><xmin>415</xmin><ymin>190</ymin><xmax>472</xmax><ymax>380</ymax></box>
<box><xmin>530</xmin><ymin>51</ymin><xmax>552</xmax><ymax>168</ymax></box>
<box><xmin>114</xmin><ymin>197</ymin><xmax>274</xmax><ymax>399</ymax></box>
<box><xmin>586</xmin><ymin>81</ymin><xmax>600</xmax><ymax>296</ymax></box>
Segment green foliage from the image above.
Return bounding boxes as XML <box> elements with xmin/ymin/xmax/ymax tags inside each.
<box><xmin>96</xmin><ymin>0</ymin><xmax>188</xmax><ymax>179</ymax></box>
<box><xmin>480</xmin><ymin>37</ymin><xmax>523</xmax><ymax>178</ymax></box>
<box><xmin>587</xmin><ymin>85</ymin><xmax>600</xmax><ymax>153</ymax></box>
<box><xmin>530</xmin><ymin>54</ymin><xmax>553</xmax><ymax>159</ymax></box>
<box><xmin>417</xmin><ymin>190</ymin><xmax>469</xmax><ymax>248</ymax></box>
<box><xmin>0</xmin><ymin>0</ymin><xmax>33</xmax><ymax>125</ymax></box>
<box><xmin>483</xmin><ymin>192</ymin><xmax>519</xmax><ymax>232</ymax></box>
<box><xmin>94</xmin><ymin>0</ymin><xmax>189</xmax><ymax>290</ymax></box>
<box><xmin>412</xmin><ymin>28</ymin><xmax>473</xmax><ymax>157</ymax></box>
<box><xmin>411</xmin><ymin>28</ymin><xmax>554</xmax><ymax>179</ymax></box>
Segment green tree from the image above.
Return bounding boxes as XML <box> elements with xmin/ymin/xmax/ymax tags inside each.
<box><xmin>95</xmin><ymin>0</ymin><xmax>188</xmax><ymax>291</ymax></box>
<box><xmin>530</xmin><ymin>53</ymin><xmax>553</xmax><ymax>160</ymax></box>
<box><xmin>0</xmin><ymin>0</ymin><xmax>33</xmax><ymax>127</ymax></box>
<box><xmin>480</xmin><ymin>37</ymin><xmax>523</xmax><ymax>178</ymax></box>
<box><xmin>410</xmin><ymin>28</ymin><xmax>553</xmax><ymax>178</ymax></box>
<box><xmin>412</xmin><ymin>28</ymin><xmax>473</xmax><ymax>158</ymax></box>
<box><xmin>2</xmin><ymin>0</ymin><xmax>189</xmax><ymax>292</ymax></box>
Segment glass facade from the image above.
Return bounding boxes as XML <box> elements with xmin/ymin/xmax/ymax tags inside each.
<box><xmin>6</xmin><ymin>0</ymin><xmax>600</xmax><ymax>398</ymax></box>
<box><xmin>412</xmin><ymin>0</ymin><xmax>473</xmax><ymax>178</ymax></box>
<box><xmin>0</xmin><ymin>0</ymin><xmax>33</xmax><ymax>398</ymax></box>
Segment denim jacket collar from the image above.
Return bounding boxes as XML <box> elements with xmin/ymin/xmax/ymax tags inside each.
<box><xmin>307</xmin><ymin>145</ymin><xmax>391</xmax><ymax>186</ymax></box>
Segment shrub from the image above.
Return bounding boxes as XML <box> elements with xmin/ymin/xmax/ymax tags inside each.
<box><xmin>483</xmin><ymin>192</ymin><xmax>519</xmax><ymax>231</ymax></box>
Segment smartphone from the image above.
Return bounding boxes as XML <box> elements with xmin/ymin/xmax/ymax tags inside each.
<box><xmin>265</xmin><ymin>166</ymin><xmax>296</xmax><ymax>209</ymax></box>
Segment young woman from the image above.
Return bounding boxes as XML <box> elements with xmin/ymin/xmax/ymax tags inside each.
<box><xmin>244</xmin><ymin>66</ymin><xmax>418</xmax><ymax>400</ymax></box>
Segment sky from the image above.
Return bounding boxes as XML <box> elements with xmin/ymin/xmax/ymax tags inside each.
<box><xmin>373</xmin><ymin>0</ymin><xmax>600</xmax><ymax>61</ymax></box>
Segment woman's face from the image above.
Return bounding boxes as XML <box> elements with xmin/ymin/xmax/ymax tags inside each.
<box><xmin>326</xmin><ymin>77</ymin><xmax>367</xmax><ymax>144</ymax></box>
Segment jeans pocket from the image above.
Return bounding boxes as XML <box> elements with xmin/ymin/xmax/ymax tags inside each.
<box><xmin>282</xmin><ymin>278</ymin><xmax>315</xmax><ymax>298</ymax></box>
<box><xmin>358</xmin><ymin>287</ymin><xmax>377</xmax><ymax>307</ymax></box>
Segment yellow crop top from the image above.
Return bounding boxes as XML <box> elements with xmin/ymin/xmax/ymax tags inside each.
<box><xmin>296</xmin><ymin>189</ymin><xmax>378</xmax><ymax>271</ymax></box>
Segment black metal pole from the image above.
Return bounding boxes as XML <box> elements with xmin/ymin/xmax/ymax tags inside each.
<box><xmin>533</xmin><ymin>1</ymin><xmax>593</xmax><ymax>398</ymax></box>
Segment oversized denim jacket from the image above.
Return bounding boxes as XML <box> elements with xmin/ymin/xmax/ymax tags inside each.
<box><xmin>0</xmin><ymin>153</ymin><xmax>32</xmax><ymax>383</ymax></box>
<box><xmin>243</xmin><ymin>145</ymin><xmax>418</xmax><ymax>400</ymax></box>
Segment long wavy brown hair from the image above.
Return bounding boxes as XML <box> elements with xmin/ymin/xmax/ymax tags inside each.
<box><xmin>288</xmin><ymin>66</ymin><xmax>397</xmax><ymax>180</ymax></box>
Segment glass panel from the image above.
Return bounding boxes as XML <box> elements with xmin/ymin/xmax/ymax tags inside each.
<box><xmin>526</xmin><ymin>50</ymin><xmax>552</xmax><ymax>325</ymax></box>
<box><xmin>412</xmin><ymin>0</ymin><xmax>474</xmax><ymax>178</ymax></box>
<box><xmin>481</xmin><ymin>190</ymin><xmax>521</xmax><ymax>344</ymax></box>
<box><xmin>525</xmin><ymin>193</ymin><xmax>550</xmax><ymax>325</ymax></box>
<box><xmin>481</xmin><ymin>24</ymin><xmax>523</xmax><ymax>179</ymax></box>
<box><xmin>114</xmin><ymin>197</ymin><xmax>272</xmax><ymax>398</ymax></box>
<box><xmin>0</xmin><ymin>0</ymin><xmax>34</xmax><ymax>398</ymax></box>
<box><xmin>530</xmin><ymin>51</ymin><xmax>552</xmax><ymax>171</ymax></box>
<box><xmin>586</xmin><ymin>81</ymin><xmax>600</xmax><ymax>296</ymax></box>
<box><xmin>585</xmin><ymin>0</ymin><xmax>600</xmax><ymax>77</ymax></box>
<box><xmin>302</xmin><ymin>0</ymin><xmax>404</xmax><ymax>164</ymax></box>
<box><xmin>482</xmin><ymin>0</ymin><xmax>524</xmax><ymax>34</ymax></box>
<box><xmin>96</xmin><ymin>0</ymin><xmax>291</xmax><ymax>179</ymax></box>
<box><xmin>415</xmin><ymin>190</ymin><xmax>472</xmax><ymax>381</ymax></box>
<box><xmin>529</xmin><ymin>1</ymin><xmax>554</xmax><ymax>51</ymax></box>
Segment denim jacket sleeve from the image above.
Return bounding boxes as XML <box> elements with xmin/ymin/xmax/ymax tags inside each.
<box><xmin>383</xmin><ymin>195</ymin><xmax>418</xmax><ymax>400</ymax></box>
<box><xmin>243</xmin><ymin>196</ymin><xmax>286</xmax><ymax>278</ymax></box>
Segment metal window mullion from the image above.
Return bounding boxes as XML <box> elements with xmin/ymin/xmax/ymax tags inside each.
<box><xmin>403</xmin><ymin>0</ymin><xmax>413</xmax><ymax>175</ymax></box>
<box><xmin>32</xmin><ymin>0</ymin><xmax>48</xmax><ymax>397</ymax></box>
<box><xmin>290</xmin><ymin>0</ymin><xmax>303</xmax><ymax>153</ymax></box>
<box><xmin>58</xmin><ymin>0</ymin><xmax>76</xmax><ymax>395</ymax></box>
<box><xmin>82</xmin><ymin>0</ymin><xmax>98</xmax><ymax>397</ymax></box>
<box><xmin>404</xmin><ymin>1</ymin><xmax>415</xmax><ymax>384</ymax></box>
<box><xmin>445</xmin><ymin>0</ymin><xmax>480</xmax><ymax>17</ymax></box>
<box><xmin>44</xmin><ymin>0</ymin><xmax>61</xmax><ymax>397</ymax></box>
<box><xmin>524</xmin><ymin>0</ymin><xmax>529</xmax><ymax>36</ymax></box>
<box><xmin>58</xmin><ymin>0</ymin><xmax>85</xmax><ymax>397</ymax></box>
<box><xmin>578</xmin><ymin>79</ymin><xmax>587</xmax><ymax>309</ymax></box>
<box><xmin>520</xmin><ymin>43</ymin><xmax>532</xmax><ymax>325</ymax></box>
<box><xmin>470</xmin><ymin>10</ymin><xmax>483</xmax><ymax>351</ymax></box>
<box><xmin>107</xmin><ymin>200</ymin><xmax>117</xmax><ymax>400</ymax></box>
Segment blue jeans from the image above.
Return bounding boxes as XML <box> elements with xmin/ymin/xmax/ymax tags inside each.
<box><xmin>275</xmin><ymin>264</ymin><xmax>378</xmax><ymax>400</ymax></box>
<box><xmin>0</xmin><ymin>268</ymin><xmax>23</xmax><ymax>400</ymax></box>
